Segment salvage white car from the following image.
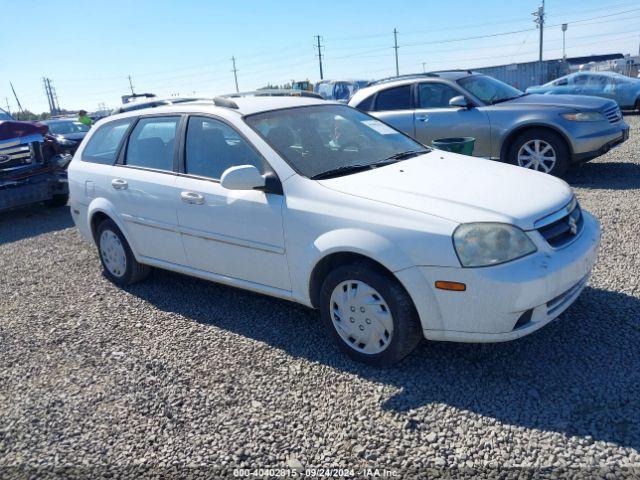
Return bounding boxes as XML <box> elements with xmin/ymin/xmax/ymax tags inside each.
<box><xmin>68</xmin><ymin>96</ymin><xmax>601</xmax><ymax>365</ymax></box>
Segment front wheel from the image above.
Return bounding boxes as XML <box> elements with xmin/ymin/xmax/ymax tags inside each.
<box><xmin>319</xmin><ymin>262</ymin><xmax>423</xmax><ymax>366</ymax></box>
<box><xmin>96</xmin><ymin>218</ymin><xmax>149</xmax><ymax>286</ymax></box>
<box><xmin>507</xmin><ymin>129</ymin><xmax>570</xmax><ymax>177</ymax></box>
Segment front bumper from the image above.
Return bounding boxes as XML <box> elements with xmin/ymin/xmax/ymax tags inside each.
<box><xmin>571</xmin><ymin>122</ymin><xmax>629</xmax><ymax>163</ymax></box>
<box><xmin>396</xmin><ymin>211</ymin><xmax>601</xmax><ymax>342</ymax></box>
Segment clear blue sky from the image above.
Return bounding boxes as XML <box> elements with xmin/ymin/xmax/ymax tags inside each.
<box><xmin>2</xmin><ymin>0</ymin><xmax>639</xmax><ymax>114</ymax></box>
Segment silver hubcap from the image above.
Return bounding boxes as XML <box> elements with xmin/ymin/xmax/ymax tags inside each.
<box><xmin>100</xmin><ymin>230</ymin><xmax>127</xmax><ymax>278</ymax></box>
<box><xmin>329</xmin><ymin>280</ymin><xmax>394</xmax><ymax>355</ymax></box>
<box><xmin>517</xmin><ymin>139</ymin><xmax>556</xmax><ymax>173</ymax></box>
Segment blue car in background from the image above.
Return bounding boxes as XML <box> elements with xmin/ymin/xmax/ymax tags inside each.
<box><xmin>527</xmin><ymin>71</ymin><xmax>640</xmax><ymax>111</ymax></box>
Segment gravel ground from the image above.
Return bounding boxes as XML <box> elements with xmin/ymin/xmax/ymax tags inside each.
<box><xmin>1</xmin><ymin>115</ymin><xmax>639</xmax><ymax>479</ymax></box>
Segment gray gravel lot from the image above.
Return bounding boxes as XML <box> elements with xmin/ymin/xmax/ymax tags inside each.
<box><xmin>1</xmin><ymin>115</ymin><xmax>639</xmax><ymax>479</ymax></box>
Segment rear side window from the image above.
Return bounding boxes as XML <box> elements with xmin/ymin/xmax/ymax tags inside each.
<box><xmin>374</xmin><ymin>85</ymin><xmax>412</xmax><ymax>111</ymax></box>
<box><xmin>125</xmin><ymin>116</ymin><xmax>179</xmax><ymax>171</ymax></box>
<box><xmin>355</xmin><ymin>94</ymin><xmax>375</xmax><ymax>111</ymax></box>
<box><xmin>82</xmin><ymin>118</ymin><xmax>133</xmax><ymax>164</ymax></box>
<box><xmin>185</xmin><ymin>116</ymin><xmax>263</xmax><ymax>180</ymax></box>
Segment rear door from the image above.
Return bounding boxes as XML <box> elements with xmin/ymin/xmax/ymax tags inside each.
<box><xmin>108</xmin><ymin>115</ymin><xmax>186</xmax><ymax>265</ymax></box>
<box><xmin>413</xmin><ymin>81</ymin><xmax>491</xmax><ymax>157</ymax></box>
<box><xmin>367</xmin><ymin>85</ymin><xmax>416</xmax><ymax>138</ymax></box>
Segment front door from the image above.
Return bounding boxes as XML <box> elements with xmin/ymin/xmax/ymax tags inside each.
<box><xmin>413</xmin><ymin>81</ymin><xmax>492</xmax><ymax>158</ymax></box>
<box><xmin>108</xmin><ymin>115</ymin><xmax>186</xmax><ymax>265</ymax></box>
<box><xmin>175</xmin><ymin>115</ymin><xmax>290</xmax><ymax>291</ymax></box>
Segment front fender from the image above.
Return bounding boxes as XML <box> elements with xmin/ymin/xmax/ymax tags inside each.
<box><xmin>291</xmin><ymin>228</ymin><xmax>416</xmax><ymax>305</ymax></box>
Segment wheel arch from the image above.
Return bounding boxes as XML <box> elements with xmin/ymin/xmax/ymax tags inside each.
<box><xmin>499</xmin><ymin>123</ymin><xmax>574</xmax><ymax>163</ymax></box>
<box><xmin>86</xmin><ymin>199</ymin><xmax>135</xmax><ymax>254</ymax></box>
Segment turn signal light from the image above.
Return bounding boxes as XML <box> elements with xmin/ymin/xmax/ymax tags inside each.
<box><xmin>435</xmin><ymin>281</ymin><xmax>466</xmax><ymax>292</ymax></box>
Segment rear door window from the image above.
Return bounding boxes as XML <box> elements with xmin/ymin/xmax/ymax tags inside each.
<box><xmin>374</xmin><ymin>85</ymin><xmax>412</xmax><ymax>111</ymax></box>
<box><xmin>82</xmin><ymin>118</ymin><xmax>133</xmax><ymax>164</ymax></box>
<box><xmin>124</xmin><ymin>116</ymin><xmax>180</xmax><ymax>171</ymax></box>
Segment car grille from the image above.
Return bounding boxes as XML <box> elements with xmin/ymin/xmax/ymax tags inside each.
<box><xmin>0</xmin><ymin>142</ymin><xmax>34</xmax><ymax>172</ymax></box>
<box><xmin>536</xmin><ymin>200</ymin><xmax>584</xmax><ymax>248</ymax></box>
<box><xmin>602</xmin><ymin>104</ymin><xmax>622</xmax><ymax>124</ymax></box>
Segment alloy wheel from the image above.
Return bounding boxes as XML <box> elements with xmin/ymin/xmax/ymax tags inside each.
<box><xmin>329</xmin><ymin>280</ymin><xmax>394</xmax><ymax>354</ymax></box>
<box><xmin>517</xmin><ymin>139</ymin><xmax>557</xmax><ymax>173</ymax></box>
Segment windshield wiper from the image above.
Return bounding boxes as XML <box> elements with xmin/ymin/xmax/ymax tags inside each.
<box><xmin>383</xmin><ymin>149</ymin><xmax>428</xmax><ymax>161</ymax></box>
<box><xmin>490</xmin><ymin>93</ymin><xmax>528</xmax><ymax>105</ymax></box>
<box><xmin>311</xmin><ymin>164</ymin><xmax>376</xmax><ymax>180</ymax></box>
<box><xmin>311</xmin><ymin>150</ymin><xmax>428</xmax><ymax>180</ymax></box>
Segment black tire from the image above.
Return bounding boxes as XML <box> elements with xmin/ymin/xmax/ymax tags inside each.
<box><xmin>507</xmin><ymin>128</ymin><xmax>570</xmax><ymax>177</ymax></box>
<box><xmin>319</xmin><ymin>261</ymin><xmax>422</xmax><ymax>366</ymax></box>
<box><xmin>46</xmin><ymin>193</ymin><xmax>69</xmax><ymax>208</ymax></box>
<box><xmin>96</xmin><ymin>218</ymin><xmax>149</xmax><ymax>286</ymax></box>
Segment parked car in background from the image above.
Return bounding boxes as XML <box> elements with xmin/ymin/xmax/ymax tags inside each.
<box><xmin>41</xmin><ymin>118</ymin><xmax>90</xmax><ymax>158</ymax></box>
<box><xmin>526</xmin><ymin>71</ymin><xmax>640</xmax><ymax>111</ymax></box>
<box><xmin>349</xmin><ymin>71</ymin><xmax>629</xmax><ymax>177</ymax></box>
<box><xmin>1</xmin><ymin>119</ymin><xmax>69</xmax><ymax>211</ymax></box>
<box><xmin>69</xmin><ymin>96</ymin><xmax>600</xmax><ymax>365</ymax></box>
<box><xmin>314</xmin><ymin>80</ymin><xmax>370</xmax><ymax>102</ymax></box>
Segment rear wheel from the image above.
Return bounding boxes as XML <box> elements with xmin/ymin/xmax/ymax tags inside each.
<box><xmin>319</xmin><ymin>261</ymin><xmax>422</xmax><ymax>366</ymax></box>
<box><xmin>508</xmin><ymin>129</ymin><xmax>570</xmax><ymax>177</ymax></box>
<box><xmin>96</xmin><ymin>218</ymin><xmax>149</xmax><ymax>286</ymax></box>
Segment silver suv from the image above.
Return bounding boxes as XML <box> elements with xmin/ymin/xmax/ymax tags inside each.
<box><xmin>349</xmin><ymin>71</ymin><xmax>630</xmax><ymax>176</ymax></box>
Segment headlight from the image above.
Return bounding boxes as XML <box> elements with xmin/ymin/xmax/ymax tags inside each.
<box><xmin>56</xmin><ymin>137</ymin><xmax>76</xmax><ymax>146</ymax></box>
<box><xmin>561</xmin><ymin>112</ymin><xmax>605</xmax><ymax>122</ymax></box>
<box><xmin>453</xmin><ymin>223</ymin><xmax>537</xmax><ymax>267</ymax></box>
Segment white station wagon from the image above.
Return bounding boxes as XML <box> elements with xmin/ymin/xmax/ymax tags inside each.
<box><xmin>68</xmin><ymin>96</ymin><xmax>601</xmax><ymax>365</ymax></box>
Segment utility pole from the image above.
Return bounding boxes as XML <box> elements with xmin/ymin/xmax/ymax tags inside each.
<box><xmin>422</xmin><ymin>62</ymin><xmax>427</xmax><ymax>73</ymax></box>
<box><xmin>562</xmin><ymin>23</ymin><xmax>568</xmax><ymax>61</ymax></box>
<box><xmin>43</xmin><ymin>77</ymin><xmax>54</xmax><ymax>115</ymax></box>
<box><xmin>533</xmin><ymin>0</ymin><xmax>545</xmax><ymax>83</ymax></box>
<box><xmin>393</xmin><ymin>28</ymin><xmax>400</xmax><ymax>76</ymax></box>
<box><xmin>315</xmin><ymin>35</ymin><xmax>324</xmax><ymax>80</ymax></box>
<box><xmin>127</xmin><ymin>75</ymin><xmax>135</xmax><ymax>95</ymax></box>
<box><xmin>48</xmin><ymin>78</ymin><xmax>60</xmax><ymax>115</ymax></box>
<box><xmin>5</xmin><ymin>97</ymin><xmax>11</xmax><ymax>115</ymax></box>
<box><xmin>231</xmin><ymin>56</ymin><xmax>239</xmax><ymax>93</ymax></box>
<box><xmin>10</xmin><ymin>82</ymin><xmax>23</xmax><ymax>115</ymax></box>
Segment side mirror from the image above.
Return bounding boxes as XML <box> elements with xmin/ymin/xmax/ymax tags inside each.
<box><xmin>449</xmin><ymin>95</ymin><xmax>471</xmax><ymax>108</ymax></box>
<box><xmin>220</xmin><ymin>165</ymin><xmax>266</xmax><ymax>191</ymax></box>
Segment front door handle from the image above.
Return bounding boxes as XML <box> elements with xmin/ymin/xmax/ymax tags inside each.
<box><xmin>180</xmin><ymin>191</ymin><xmax>205</xmax><ymax>205</ymax></box>
<box><xmin>111</xmin><ymin>178</ymin><xmax>128</xmax><ymax>190</ymax></box>
<box><xmin>416</xmin><ymin>115</ymin><xmax>429</xmax><ymax>122</ymax></box>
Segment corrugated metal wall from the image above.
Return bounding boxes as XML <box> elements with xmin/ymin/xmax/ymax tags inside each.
<box><xmin>473</xmin><ymin>61</ymin><xmax>570</xmax><ymax>90</ymax></box>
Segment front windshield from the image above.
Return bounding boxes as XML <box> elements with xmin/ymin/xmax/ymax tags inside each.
<box><xmin>458</xmin><ymin>75</ymin><xmax>523</xmax><ymax>104</ymax></box>
<box><xmin>245</xmin><ymin>104</ymin><xmax>427</xmax><ymax>179</ymax></box>
<box><xmin>47</xmin><ymin>121</ymin><xmax>90</xmax><ymax>135</ymax></box>
<box><xmin>0</xmin><ymin>109</ymin><xmax>13</xmax><ymax>121</ymax></box>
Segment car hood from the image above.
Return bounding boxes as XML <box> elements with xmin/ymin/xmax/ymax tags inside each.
<box><xmin>499</xmin><ymin>93</ymin><xmax>613</xmax><ymax>111</ymax></box>
<box><xmin>317</xmin><ymin>151</ymin><xmax>573</xmax><ymax>230</ymax></box>
<box><xmin>49</xmin><ymin>132</ymin><xmax>86</xmax><ymax>141</ymax></box>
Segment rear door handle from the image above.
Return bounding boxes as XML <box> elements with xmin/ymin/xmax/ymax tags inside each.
<box><xmin>111</xmin><ymin>178</ymin><xmax>128</xmax><ymax>190</ymax></box>
<box><xmin>416</xmin><ymin>115</ymin><xmax>429</xmax><ymax>122</ymax></box>
<box><xmin>180</xmin><ymin>191</ymin><xmax>205</xmax><ymax>205</ymax></box>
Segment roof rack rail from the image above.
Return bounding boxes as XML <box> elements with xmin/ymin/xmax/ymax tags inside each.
<box><xmin>223</xmin><ymin>89</ymin><xmax>323</xmax><ymax>99</ymax></box>
<box><xmin>368</xmin><ymin>73</ymin><xmax>439</xmax><ymax>86</ymax></box>
<box><xmin>213</xmin><ymin>96</ymin><xmax>239</xmax><ymax>109</ymax></box>
<box><xmin>427</xmin><ymin>69</ymin><xmax>475</xmax><ymax>75</ymax></box>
